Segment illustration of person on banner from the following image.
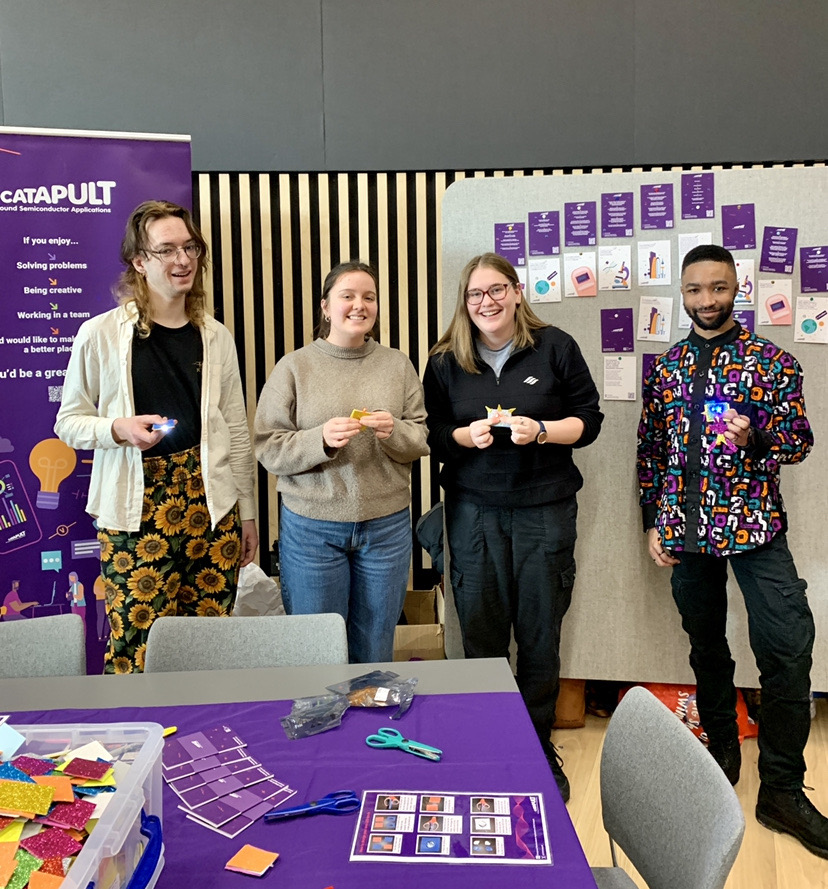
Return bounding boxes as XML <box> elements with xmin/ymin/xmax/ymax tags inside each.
<box><xmin>638</xmin><ymin>243</ymin><xmax>827</xmax><ymax>858</ymax></box>
<box><xmin>55</xmin><ymin>200</ymin><xmax>258</xmax><ymax>673</ymax></box>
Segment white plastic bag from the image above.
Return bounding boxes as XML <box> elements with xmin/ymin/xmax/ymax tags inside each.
<box><xmin>232</xmin><ymin>562</ymin><xmax>285</xmax><ymax>616</ymax></box>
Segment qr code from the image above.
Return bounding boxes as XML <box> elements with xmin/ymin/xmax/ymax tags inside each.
<box><xmin>48</xmin><ymin>385</ymin><xmax>63</xmax><ymax>403</ymax></box>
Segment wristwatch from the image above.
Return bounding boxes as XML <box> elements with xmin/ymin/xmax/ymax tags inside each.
<box><xmin>536</xmin><ymin>421</ymin><xmax>548</xmax><ymax>444</ymax></box>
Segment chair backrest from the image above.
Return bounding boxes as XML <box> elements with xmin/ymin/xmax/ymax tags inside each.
<box><xmin>600</xmin><ymin>685</ymin><xmax>745</xmax><ymax>889</ymax></box>
<box><xmin>0</xmin><ymin>614</ymin><xmax>86</xmax><ymax>678</ymax></box>
<box><xmin>143</xmin><ymin>614</ymin><xmax>348</xmax><ymax>673</ymax></box>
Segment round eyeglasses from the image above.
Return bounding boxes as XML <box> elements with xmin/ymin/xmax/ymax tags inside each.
<box><xmin>464</xmin><ymin>282</ymin><xmax>514</xmax><ymax>305</ymax></box>
<box><xmin>145</xmin><ymin>243</ymin><xmax>202</xmax><ymax>264</ymax></box>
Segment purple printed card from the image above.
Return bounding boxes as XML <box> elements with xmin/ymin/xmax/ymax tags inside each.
<box><xmin>760</xmin><ymin>227</ymin><xmax>798</xmax><ymax>274</ymax></box>
<box><xmin>564</xmin><ymin>201</ymin><xmax>597</xmax><ymax>247</ymax></box>
<box><xmin>640</xmin><ymin>184</ymin><xmax>674</xmax><ymax>230</ymax></box>
<box><xmin>800</xmin><ymin>247</ymin><xmax>828</xmax><ymax>293</ymax></box>
<box><xmin>681</xmin><ymin>172</ymin><xmax>715</xmax><ymax>219</ymax></box>
<box><xmin>732</xmin><ymin>309</ymin><xmax>755</xmax><ymax>332</ymax></box>
<box><xmin>494</xmin><ymin>222</ymin><xmax>526</xmax><ymax>267</ymax></box>
<box><xmin>600</xmin><ymin>309</ymin><xmax>634</xmax><ymax>353</ymax></box>
<box><xmin>224</xmin><ymin>758</ymin><xmax>271</xmax><ymax>779</ymax></box>
<box><xmin>176</xmin><ymin>776</ymin><xmax>245</xmax><ymax>810</ymax></box>
<box><xmin>201</xmin><ymin>726</ymin><xmax>247</xmax><ymax>753</ymax></box>
<box><xmin>601</xmin><ymin>192</ymin><xmax>634</xmax><ymax>238</ymax></box>
<box><xmin>721</xmin><ymin>203</ymin><xmax>756</xmax><ymax>250</ymax></box>
<box><xmin>528</xmin><ymin>211</ymin><xmax>560</xmax><ymax>256</ymax></box>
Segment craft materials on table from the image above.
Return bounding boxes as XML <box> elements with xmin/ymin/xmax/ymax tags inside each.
<box><xmin>350</xmin><ymin>791</ymin><xmax>552</xmax><ymax>865</ymax></box>
<box><xmin>162</xmin><ymin>724</ymin><xmax>296</xmax><ymax>838</ymax></box>
<box><xmin>263</xmin><ymin>790</ymin><xmax>360</xmax><ymax>823</ymax></box>
<box><xmin>0</xmin><ymin>731</ymin><xmax>128</xmax><ymax>889</ymax></box>
<box><xmin>365</xmin><ymin>728</ymin><xmax>442</xmax><ymax>762</ymax></box>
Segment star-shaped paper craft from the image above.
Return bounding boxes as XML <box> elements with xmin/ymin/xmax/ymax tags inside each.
<box><xmin>486</xmin><ymin>404</ymin><xmax>516</xmax><ymax>424</ymax></box>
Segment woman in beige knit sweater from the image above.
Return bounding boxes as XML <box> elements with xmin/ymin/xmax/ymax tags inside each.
<box><xmin>254</xmin><ymin>261</ymin><xmax>429</xmax><ymax>662</ymax></box>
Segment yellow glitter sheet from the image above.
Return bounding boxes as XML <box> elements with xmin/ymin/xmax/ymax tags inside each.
<box><xmin>0</xmin><ymin>780</ymin><xmax>54</xmax><ymax>817</ymax></box>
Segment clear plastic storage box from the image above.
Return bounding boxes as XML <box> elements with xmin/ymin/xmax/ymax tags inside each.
<box><xmin>13</xmin><ymin>721</ymin><xmax>164</xmax><ymax>889</ymax></box>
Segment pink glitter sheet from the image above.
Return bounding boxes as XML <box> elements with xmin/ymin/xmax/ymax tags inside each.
<box><xmin>62</xmin><ymin>759</ymin><xmax>111</xmax><ymax>781</ymax></box>
<box><xmin>10</xmin><ymin>757</ymin><xmax>56</xmax><ymax>778</ymax></box>
<box><xmin>41</xmin><ymin>798</ymin><xmax>96</xmax><ymax>831</ymax></box>
<box><xmin>21</xmin><ymin>826</ymin><xmax>83</xmax><ymax>859</ymax></box>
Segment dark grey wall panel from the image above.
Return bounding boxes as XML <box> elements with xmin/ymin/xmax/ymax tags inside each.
<box><xmin>0</xmin><ymin>1</ymin><xmax>825</xmax><ymax>170</ymax></box>
<box><xmin>634</xmin><ymin>0</ymin><xmax>828</xmax><ymax>165</ymax></box>
<box><xmin>321</xmin><ymin>0</ymin><xmax>637</xmax><ymax>170</ymax></box>
<box><xmin>0</xmin><ymin>0</ymin><xmax>325</xmax><ymax>170</ymax></box>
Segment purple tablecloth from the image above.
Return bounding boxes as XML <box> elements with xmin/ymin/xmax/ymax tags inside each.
<box><xmin>12</xmin><ymin>692</ymin><xmax>597</xmax><ymax>889</ymax></box>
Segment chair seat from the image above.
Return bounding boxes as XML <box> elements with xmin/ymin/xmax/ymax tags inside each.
<box><xmin>591</xmin><ymin>866</ymin><xmax>639</xmax><ymax>888</ymax></box>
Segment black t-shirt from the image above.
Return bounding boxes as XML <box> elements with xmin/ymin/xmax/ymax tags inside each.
<box><xmin>131</xmin><ymin>322</ymin><xmax>203</xmax><ymax>457</ymax></box>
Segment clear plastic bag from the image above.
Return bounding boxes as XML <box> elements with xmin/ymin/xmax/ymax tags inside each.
<box><xmin>326</xmin><ymin>671</ymin><xmax>418</xmax><ymax>720</ymax></box>
<box><xmin>280</xmin><ymin>693</ymin><xmax>350</xmax><ymax>739</ymax></box>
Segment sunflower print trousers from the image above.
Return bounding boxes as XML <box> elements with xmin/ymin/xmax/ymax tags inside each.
<box><xmin>98</xmin><ymin>445</ymin><xmax>242</xmax><ymax>674</ymax></box>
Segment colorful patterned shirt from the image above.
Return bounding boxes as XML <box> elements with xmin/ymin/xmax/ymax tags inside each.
<box><xmin>637</xmin><ymin>324</ymin><xmax>812</xmax><ymax>556</ymax></box>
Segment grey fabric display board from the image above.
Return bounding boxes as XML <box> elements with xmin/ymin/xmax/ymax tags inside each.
<box><xmin>441</xmin><ymin>167</ymin><xmax>828</xmax><ymax>689</ymax></box>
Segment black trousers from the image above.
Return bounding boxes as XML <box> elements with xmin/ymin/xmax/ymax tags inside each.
<box><xmin>670</xmin><ymin>533</ymin><xmax>814</xmax><ymax>789</ymax></box>
<box><xmin>445</xmin><ymin>496</ymin><xmax>578</xmax><ymax>744</ymax></box>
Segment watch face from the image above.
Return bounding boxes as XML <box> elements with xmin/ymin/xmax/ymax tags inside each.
<box><xmin>537</xmin><ymin>431</ymin><xmax>548</xmax><ymax>444</ymax></box>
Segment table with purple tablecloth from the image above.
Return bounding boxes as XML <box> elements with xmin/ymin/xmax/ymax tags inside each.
<box><xmin>12</xmin><ymin>688</ymin><xmax>598</xmax><ymax>889</ymax></box>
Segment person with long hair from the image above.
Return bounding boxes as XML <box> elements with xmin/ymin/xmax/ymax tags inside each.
<box><xmin>254</xmin><ymin>260</ymin><xmax>428</xmax><ymax>663</ymax></box>
<box><xmin>423</xmin><ymin>252</ymin><xmax>603</xmax><ymax>802</ymax></box>
<box><xmin>55</xmin><ymin>200</ymin><xmax>258</xmax><ymax>673</ymax></box>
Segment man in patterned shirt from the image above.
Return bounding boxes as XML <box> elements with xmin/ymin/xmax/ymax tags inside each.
<box><xmin>638</xmin><ymin>244</ymin><xmax>827</xmax><ymax>858</ymax></box>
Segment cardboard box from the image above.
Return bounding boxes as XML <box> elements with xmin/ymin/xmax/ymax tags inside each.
<box><xmin>393</xmin><ymin>585</ymin><xmax>445</xmax><ymax>661</ymax></box>
<box><xmin>15</xmin><ymin>722</ymin><xmax>164</xmax><ymax>889</ymax></box>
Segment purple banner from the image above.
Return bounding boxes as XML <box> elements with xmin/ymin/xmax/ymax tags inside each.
<box><xmin>721</xmin><ymin>203</ymin><xmax>756</xmax><ymax>251</ymax></box>
<box><xmin>640</xmin><ymin>183</ymin><xmax>674</xmax><ymax>230</ymax></box>
<box><xmin>760</xmin><ymin>226</ymin><xmax>798</xmax><ymax>274</ymax></box>
<box><xmin>601</xmin><ymin>192</ymin><xmax>634</xmax><ymax>239</ymax></box>
<box><xmin>528</xmin><ymin>211</ymin><xmax>560</xmax><ymax>256</ymax></box>
<box><xmin>494</xmin><ymin>222</ymin><xmax>526</xmax><ymax>266</ymax></box>
<box><xmin>800</xmin><ymin>246</ymin><xmax>828</xmax><ymax>293</ymax></box>
<box><xmin>681</xmin><ymin>172</ymin><xmax>715</xmax><ymax>220</ymax></box>
<box><xmin>564</xmin><ymin>202</ymin><xmax>597</xmax><ymax>247</ymax></box>
<box><xmin>0</xmin><ymin>128</ymin><xmax>191</xmax><ymax>672</ymax></box>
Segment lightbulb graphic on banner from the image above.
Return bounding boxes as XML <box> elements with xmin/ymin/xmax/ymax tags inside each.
<box><xmin>28</xmin><ymin>438</ymin><xmax>77</xmax><ymax>510</ymax></box>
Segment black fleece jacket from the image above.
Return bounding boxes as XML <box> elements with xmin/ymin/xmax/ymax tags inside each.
<box><xmin>423</xmin><ymin>326</ymin><xmax>603</xmax><ymax>507</ymax></box>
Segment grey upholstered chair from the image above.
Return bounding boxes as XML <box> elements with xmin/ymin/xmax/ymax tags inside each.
<box><xmin>0</xmin><ymin>614</ymin><xmax>86</xmax><ymax>678</ymax></box>
<box><xmin>592</xmin><ymin>685</ymin><xmax>745</xmax><ymax>889</ymax></box>
<box><xmin>143</xmin><ymin>614</ymin><xmax>348</xmax><ymax>673</ymax></box>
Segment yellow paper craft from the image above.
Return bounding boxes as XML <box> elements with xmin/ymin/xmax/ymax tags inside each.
<box><xmin>225</xmin><ymin>844</ymin><xmax>279</xmax><ymax>876</ymax></box>
<box><xmin>32</xmin><ymin>776</ymin><xmax>74</xmax><ymax>803</ymax></box>
<box><xmin>350</xmin><ymin>409</ymin><xmax>371</xmax><ymax>427</ymax></box>
<box><xmin>27</xmin><ymin>871</ymin><xmax>65</xmax><ymax>889</ymax></box>
<box><xmin>0</xmin><ymin>781</ymin><xmax>54</xmax><ymax>817</ymax></box>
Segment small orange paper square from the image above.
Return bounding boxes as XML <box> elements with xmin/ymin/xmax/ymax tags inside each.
<box><xmin>32</xmin><ymin>776</ymin><xmax>75</xmax><ymax>803</ymax></box>
<box><xmin>225</xmin><ymin>844</ymin><xmax>279</xmax><ymax>876</ymax></box>
<box><xmin>28</xmin><ymin>871</ymin><xmax>65</xmax><ymax>889</ymax></box>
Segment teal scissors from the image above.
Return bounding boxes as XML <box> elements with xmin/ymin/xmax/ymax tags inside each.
<box><xmin>365</xmin><ymin>727</ymin><xmax>442</xmax><ymax>762</ymax></box>
<box><xmin>263</xmin><ymin>790</ymin><xmax>360</xmax><ymax>822</ymax></box>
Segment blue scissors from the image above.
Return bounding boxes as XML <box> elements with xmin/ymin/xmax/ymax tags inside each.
<box><xmin>263</xmin><ymin>790</ymin><xmax>360</xmax><ymax>822</ymax></box>
<box><xmin>365</xmin><ymin>727</ymin><xmax>442</xmax><ymax>762</ymax></box>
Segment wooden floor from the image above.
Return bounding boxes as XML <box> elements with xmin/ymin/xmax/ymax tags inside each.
<box><xmin>554</xmin><ymin>698</ymin><xmax>828</xmax><ymax>889</ymax></box>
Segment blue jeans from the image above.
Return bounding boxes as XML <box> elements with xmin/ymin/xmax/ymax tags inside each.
<box><xmin>279</xmin><ymin>504</ymin><xmax>411</xmax><ymax>663</ymax></box>
<box><xmin>446</xmin><ymin>496</ymin><xmax>577</xmax><ymax>744</ymax></box>
<box><xmin>670</xmin><ymin>533</ymin><xmax>814</xmax><ymax>789</ymax></box>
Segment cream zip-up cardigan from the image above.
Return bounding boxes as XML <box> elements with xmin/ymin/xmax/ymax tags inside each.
<box><xmin>55</xmin><ymin>302</ymin><xmax>255</xmax><ymax>532</ymax></box>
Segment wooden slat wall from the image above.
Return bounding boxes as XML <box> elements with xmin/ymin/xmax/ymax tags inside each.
<box><xmin>192</xmin><ymin>169</ymin><xmax>531</xmax><ymax>578</ymax></box>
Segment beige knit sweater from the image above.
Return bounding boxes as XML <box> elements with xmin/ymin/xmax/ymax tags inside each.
<box><xmin>254</xmin><ymin>338</ymin><xmax>429</xmax><ymax>522</ymax></box>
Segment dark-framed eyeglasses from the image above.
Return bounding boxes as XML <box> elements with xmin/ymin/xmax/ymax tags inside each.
<box><xmin>464</xmin><ymin>282</ymin><xmax>514</xmax><ymax>305</ymax></box>
<box><xmin>145</xmin><ymin>243</ymin><xmax>202</xmax><ymax>264</ymax></box>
